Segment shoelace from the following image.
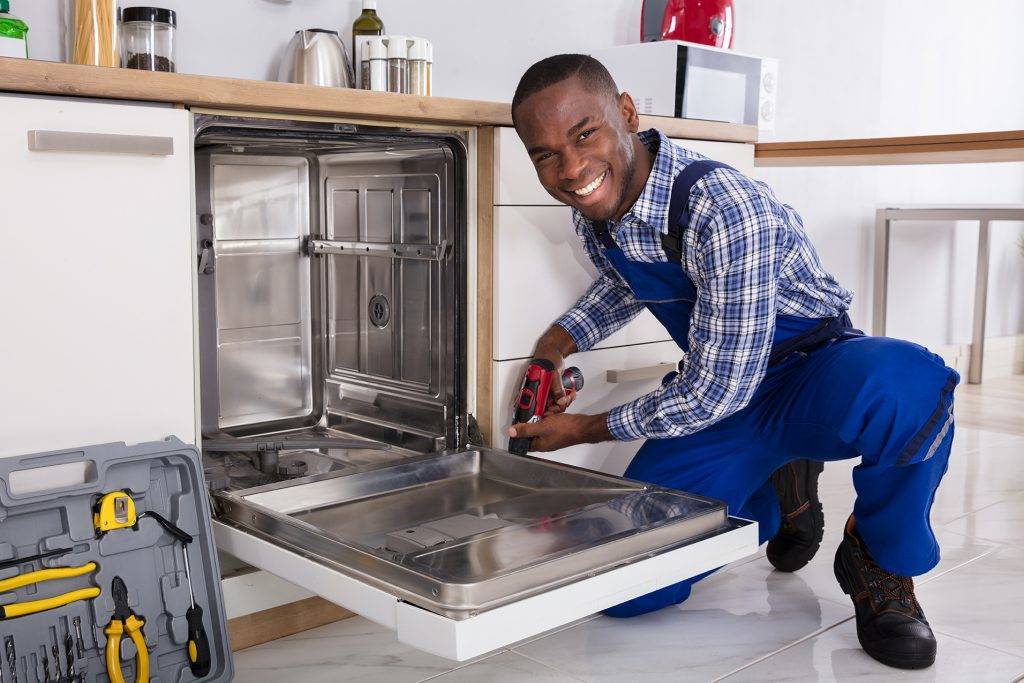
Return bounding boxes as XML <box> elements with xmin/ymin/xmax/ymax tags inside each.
<box><xmin>859</xmin><ymin>550</ymin><xmax>918</xmax><ymax>611</ymax></box>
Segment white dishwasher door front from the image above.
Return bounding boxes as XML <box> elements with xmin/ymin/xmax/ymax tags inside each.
<box><xmin>0</xmin><ymin>95</ymin><xmax>197</xmax><ymax>457</ymax></box>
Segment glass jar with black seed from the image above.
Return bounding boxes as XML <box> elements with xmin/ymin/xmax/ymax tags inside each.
<box><xmin>120</xmin><ymin>6</ymin><xmax>176</xmax><ymax>72</ymax></box>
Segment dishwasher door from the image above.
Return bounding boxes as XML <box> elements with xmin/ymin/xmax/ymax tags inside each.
<box><xmin>212</xmin><ymin>447</ymin><xmax>757</xmax><ymax>661</ymax></box>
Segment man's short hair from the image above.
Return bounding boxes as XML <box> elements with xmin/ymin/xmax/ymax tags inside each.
<box><xmin>512</xmin><ymin>54</ymin><xmax>619</xmax><ymax>125</ymax></box>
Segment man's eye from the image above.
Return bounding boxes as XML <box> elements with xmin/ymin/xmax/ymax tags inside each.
<box><xmin>579</xmin><ymin>129</ymin><xmax>597</xmax><ymax>141</ymax></box>
<box><xmin>536</xmin><ymin>152</ymin><xmax>553</xmax><ymax>163</ymax></box>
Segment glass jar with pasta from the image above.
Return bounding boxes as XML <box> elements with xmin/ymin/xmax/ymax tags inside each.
<box><xmin>63</xmin><ymin>0</ymin><xmax>119</xmax><ymax>67</ymax></box>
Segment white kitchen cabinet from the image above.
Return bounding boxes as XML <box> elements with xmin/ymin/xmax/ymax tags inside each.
<box><xmin>492</xmin><ymin>205</ymin><xmax>672</xmax><ymax>360</ymax></box>
<box><xmin>0</xmin><ymin>95</ymin><xmax>197</xmax><ymax>458</ymax></box>
<box><xmin>491</xmin><ymin>340</ymin><xmax>684</xmax><ymax>473</ymax></box>
<box><xmin>671</xmin><ymin>136</ymin><xmax>756</xmax><ymax>174</ymax></box>
<box><xmin>494</xmin><ymin>126</ymin><xmax>756</xmax><ymax>207</ymax></box>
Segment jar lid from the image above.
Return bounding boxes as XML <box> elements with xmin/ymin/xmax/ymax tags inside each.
<box><xmin>122</xmin><ymin>7</ymin><xmax>177</xmax><ymax>27</ymax></box>
<box><xmin>362</xmin><ymin>37</ymin><xmax>387</xmax><ymax>60</ymax></box>
<box><xmin>408</xmin><ymin>37</ymin><xmax>432</xmax><ymax>62</ymax></box>
<box><xmin>384</xmin><ymin>35</ymin><xmax>408</xmax><ymax>59</ymax></box>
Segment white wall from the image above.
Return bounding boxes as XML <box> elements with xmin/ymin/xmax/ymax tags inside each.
<box><xmin>13</xmin><ymin>0</ymin><xmax>1024</xmax><ymax>345</ymax></box>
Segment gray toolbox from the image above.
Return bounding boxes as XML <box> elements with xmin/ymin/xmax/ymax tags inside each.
<box><xmin>0</xmin><ymin>438</ymin><xmax>232</xmax><ymax>682</ymax></box>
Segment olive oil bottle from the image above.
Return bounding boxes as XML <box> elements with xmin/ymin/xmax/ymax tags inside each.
<box><xmin>352</xmin><ymin>0</ymin><xmax>385</xmax><ymax>88</ymax></box>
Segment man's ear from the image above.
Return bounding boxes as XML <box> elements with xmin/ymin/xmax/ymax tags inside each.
<box><xmin>618</xmin><ymin>92</ymin><xmax>641</xmax><ymax>134</ymax></box>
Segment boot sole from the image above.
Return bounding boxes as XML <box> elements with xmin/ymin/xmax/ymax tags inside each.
<box><xmin>834</xmin><ymin>544</ymin><xmax>937</xmax><ymax>670</ymax></box>
<box><xmin>766</xmin><ymin>460</ymin><xmax>825</xmax><ymax>572</ymax></box>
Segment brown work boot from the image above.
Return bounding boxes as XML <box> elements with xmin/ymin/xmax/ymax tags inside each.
<box><xmin>767</xmin><ymin>459</ymin><xmax>825</xmax><ymax>572</ymax></box>
<box><xmin>833</xmin><ymin>517</ymin><xmax>937</xmax><ymax>669</ymax></box>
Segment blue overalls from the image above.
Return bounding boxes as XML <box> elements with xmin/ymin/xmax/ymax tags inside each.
<box><xmin>598</xmin><ymin>161</ymin><xmax>960</xmax><ymax>618</ymax></box>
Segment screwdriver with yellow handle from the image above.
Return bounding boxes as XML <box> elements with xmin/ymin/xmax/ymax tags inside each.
<box><xmin>0</xmin><ymin>562</ymin><xmax>100</xmax><ymax>619</ymax></box>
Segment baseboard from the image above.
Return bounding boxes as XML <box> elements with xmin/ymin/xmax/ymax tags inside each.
<box><xmin>227</xmin><ymin>596</ymin><xmax>355</xmax><ymax>651</ymax></box>
<box><xmin>934</xmin><ymin>333</ymin><xmax>1024</xmax><ymax>381</ymax></box>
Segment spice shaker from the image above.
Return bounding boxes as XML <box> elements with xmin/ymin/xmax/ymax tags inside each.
<box><xmin>361</xmin><ymin>37</ymin><xmax>387</xmax><ymax>92</ymax></box>
<box><xmin>407</xmin><ymin>37</ymin><xmax>432</xmax><ymax>96</ymax></box>
<box><xmin>384</xmin><ymin>34</ymin><xmax>408</xmax><ymax>94</ymax></box>
<box><xmin>121</xmin><ymin>6</ymin><xmax>177</xmax><ymax>72</ymax></box>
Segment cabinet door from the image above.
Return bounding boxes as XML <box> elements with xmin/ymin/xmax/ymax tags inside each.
<box><xmin>491</xmin><ymin>340</ymin><xmax>684</xmax><ymax>473</ymax></box>
<box><xmin>495</xmin><ymin>126</ymin><xmax>756</xmax><ymax>206</ymax></box>
<box><xmin>492</xmin><ymin>205</ymin><xmax>671</xmax><ymax>360</ymax></box>
<box><xmin>672</xmin><ymin>137</ymin><xmax>756</xmax><ymax>175</ymax></box>
<box><xmin>0</xmin><ymin>95</ymin><xmax>196</xmax><ymax>458</ymax></box>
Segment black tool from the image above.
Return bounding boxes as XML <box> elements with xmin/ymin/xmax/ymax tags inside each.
<box><xmin>40</xmin><ymin>648</ymin><xmax>49</xmax><ymax>683</ymax></box>
<box><xmin>50</xmin><ymin>641</ymin><xmax>60</xmax><ymax>682</ymax></box>
<box><xmin>62</xmin><ymin>626</ymin><xmax>74</xmax><ymax>682</ymax></box>
<box><xmin>181</xmin><ymin>543</ymin><xmax>211</xmax><ymax>678</ymax></box>
<box><xmin>3</xmin><ymin>636</ymin><xmax>15</xmax><ymax>683</ymax></box>
<box><xmin>0</xmin><ymin>549</ymin><xmax>72</xmax><ymax>573</ymax></box>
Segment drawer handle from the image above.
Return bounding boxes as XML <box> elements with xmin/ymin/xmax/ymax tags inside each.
<box><xmin>606</xmin><ymin>363</ymin><xmax>676</xmax><ymax>384</ymax></box>
<box><xmin>27</xmin><ymin>130</ymin><xmax>174</xmax><ymax>156</ymax></box>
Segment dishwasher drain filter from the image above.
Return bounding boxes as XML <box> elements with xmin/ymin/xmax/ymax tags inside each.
<box><xmin>369</xmin><ymin>293</ymin><xmax>391</xmax><ymax>328</ymax></box>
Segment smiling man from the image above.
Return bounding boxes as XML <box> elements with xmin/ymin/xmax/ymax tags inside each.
<box><xmin>507</xmin><ymin>54</ymin><xmax>959</xmax><ymax>670</ymax></box>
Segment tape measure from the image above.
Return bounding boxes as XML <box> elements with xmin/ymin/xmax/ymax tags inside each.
<box><xmin>93</xmin><ymin>490</ymin><xmax>137</xmax><ymax>534</ymax></box>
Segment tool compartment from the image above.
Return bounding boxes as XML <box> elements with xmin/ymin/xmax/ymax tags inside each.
<box><xmin>0</xmin><ymin>438</ymin><xmax>231</xmax><ymax>682</ymax></box>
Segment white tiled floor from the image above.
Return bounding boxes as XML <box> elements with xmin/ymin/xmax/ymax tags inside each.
<box><xmin>233</xmin><ymin>425</ymin><xmax>1024</xmax><ymax>682</ymax></box>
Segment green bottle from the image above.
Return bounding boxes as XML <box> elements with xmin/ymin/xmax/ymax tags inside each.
<box><xmin>0</xmin><ymin>0</ymin><xmax>28</xmax><ymax>59</ymax></box>
<box><xmin>352</xmin><ymin>0</ymin><xmax>385</xmax><ymax>87</ymax></box>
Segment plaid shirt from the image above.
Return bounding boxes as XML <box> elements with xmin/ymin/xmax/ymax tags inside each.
<box><xmin>554</xmin><ymin>129</ymin><xmax>853</xmax><ymax>441</ymax></box>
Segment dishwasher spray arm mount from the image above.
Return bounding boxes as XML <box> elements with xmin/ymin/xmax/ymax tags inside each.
<box><xmin>308</xmin><ymin>238</ymin><xmax>451</xmax><ymax>261</ymax></box>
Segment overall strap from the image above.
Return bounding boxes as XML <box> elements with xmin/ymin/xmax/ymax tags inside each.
<box><xmin>592</xmin><ymin>219</ymin><xmax>616</xmax><ymax>249</ymax></box>
<box><xmin>664</xmin><ymin>160</ymin><xmax>735</xmax><ymax>263</ymax></box>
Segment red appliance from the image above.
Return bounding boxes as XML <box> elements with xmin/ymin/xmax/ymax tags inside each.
<box><xmin>640</xmin><ymin>0</ymin><xmax>735</xmax><ymax>48</ymax></box>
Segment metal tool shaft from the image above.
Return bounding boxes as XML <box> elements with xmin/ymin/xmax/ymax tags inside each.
<box><xmin>4</xmin><ymin>637</ymin><xmax>16</xmax><ymax>683</ymax></box>
<box><xmin>72</xmin><ymin>618</ymin><xmax>84</xmax><ymax>659</ymax></box>
<box><xmin>182</xmin><ymin>544</ymin><xmax>196</xmax><ymax>608</ymax></box>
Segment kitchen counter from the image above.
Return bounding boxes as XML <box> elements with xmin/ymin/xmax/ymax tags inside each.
<box><xmin>0</xmin><ymin>57</ymin><xmax>758</xmax><ymax>142</ymax></box>
<box><xmin>756</xmin><ymin>129</ymin><xmax>1024</xmax><ymax>166</ymax></box>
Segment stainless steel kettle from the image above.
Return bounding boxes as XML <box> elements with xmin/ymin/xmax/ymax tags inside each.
<box><xmin>278</xmin><ymin>29</ymin><xmax>354</xmax><ymax>88</ymax></box>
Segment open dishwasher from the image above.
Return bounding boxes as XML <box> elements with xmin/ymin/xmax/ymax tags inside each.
<box><xmin>194</xmin><ymin>115</ymin><xmax>758</xmax><ymax>660</ymax></box>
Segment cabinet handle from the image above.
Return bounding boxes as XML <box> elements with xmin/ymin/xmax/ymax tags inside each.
<box><xmin>606</xmin><ymin>363</ymin><xmax>677</xmax><ymax>384</ymax></box>
<box><xmin>27</xmin><ymin>130</ymin><xmax>174</xmax><ymax>156</ymax></box>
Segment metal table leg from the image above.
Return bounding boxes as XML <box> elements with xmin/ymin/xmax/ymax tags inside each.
<box><xmin>969</xmin><ymin>220</ymin><xmax>991</xmax><ymax>384</ymax></box>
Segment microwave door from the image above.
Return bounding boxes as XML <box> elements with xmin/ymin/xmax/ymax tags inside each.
<box><xmin>679</xmin><ymin>46</ymin><xmax>761</xmax><ymax>125</ymax></box>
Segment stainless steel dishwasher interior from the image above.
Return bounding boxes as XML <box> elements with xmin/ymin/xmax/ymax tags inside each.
<box><xmin>194</xmin><ymin>116</ymin><xmax>466</xmax><ymax>491</ymax></box>
<box><xmin>214</xmin><ymin>447</ymin><xmax>735</xmax><ymax>618</ymax></box>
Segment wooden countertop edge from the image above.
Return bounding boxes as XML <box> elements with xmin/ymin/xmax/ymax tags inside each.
<box><xmin>755</xmin><ymin>130</ymin><xmax>1024</xmax><ymax>166</ymax></box>
<box><xmin>0</xmin><ymin>57</ymin><xmax>757</xmax><ymax>143</ymax></box>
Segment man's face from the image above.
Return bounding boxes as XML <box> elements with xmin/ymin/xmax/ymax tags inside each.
<box><xmin>514</xmin><ymin>76</ymin><xmax>640</xmax><ymax>222</ymax></box>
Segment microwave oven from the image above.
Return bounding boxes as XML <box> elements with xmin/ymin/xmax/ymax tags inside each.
<box><xmin>591</xmin><ymin>41</ymin><xmax>778</xmax><ymax>132</ymax></box>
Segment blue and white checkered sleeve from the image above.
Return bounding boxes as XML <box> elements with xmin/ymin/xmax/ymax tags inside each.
<box><xmin>607</xmin><ymin>173</ymin><xmax>781</xmax><ymax>441</ymax></box>
<box><xmin>553</xmin><ymin>229</ymin><xmax>644</xmax><ymax>352</ymax></box>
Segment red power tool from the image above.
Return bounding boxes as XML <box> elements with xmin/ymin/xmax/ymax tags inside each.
<box><xmin>508</xmin><ymin>359</ymin><xmax>584</xmax><ymax>455</ymax></box>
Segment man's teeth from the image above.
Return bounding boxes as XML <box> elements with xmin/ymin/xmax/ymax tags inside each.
<box><xmin>573</xmin><ymin>172</ymin><xmax>606</xmax><ymax>197</ymax></box>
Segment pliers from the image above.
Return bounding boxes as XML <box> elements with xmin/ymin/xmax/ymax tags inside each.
<box><xmin>0</xmin><ymin>562</ymin><xmax>99</xmax><ymax>620</ymax></box>
<box><xmin>104</xmin><ymin>577</ymin><xmax>148</xmax><ymax>683</ymax></box>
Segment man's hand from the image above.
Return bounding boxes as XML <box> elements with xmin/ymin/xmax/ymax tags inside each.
<box><xmin>507</xmin><ymin>412</ymin><xmax>612</xmax><ymax>452</ymax></box>
<box><xmin>532</xmin><ymin>324</ymin><xmax>579</xmax><ymax>414</ymax></box>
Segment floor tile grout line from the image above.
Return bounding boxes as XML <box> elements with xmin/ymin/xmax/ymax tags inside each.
<box><xmin>938</xmin><ymin>494</ymin><xmax>1024</xmax><ymax>528</ymax></box>
<box><xmin>512</xmin><ymin>649</ymin><xmax>590</xmax><ymax>682</ymax></box>
<box><xmin>416</xmin><ymin>648</ymin><xmax>511</xmax><ymax>682</ymax></box>
<box><xmin>918</xmin><ymin>543</ymin><xmax>1004</xmax><ymax>585</ymax></box>
<box><xmin>710</xmin><ymin>615</ymin><xmax>857</xmax><ymax>682</ymax></box>
<box><xmin>932</xmin><ymin>628</ymin><xmax>1024</xmax><ymax>663</ymax></box>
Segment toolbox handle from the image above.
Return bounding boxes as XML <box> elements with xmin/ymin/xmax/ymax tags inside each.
<box><xmin>6</xmin><ymin>460</ymin><xmax>97</xmax><ymax>497</ymax></box>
